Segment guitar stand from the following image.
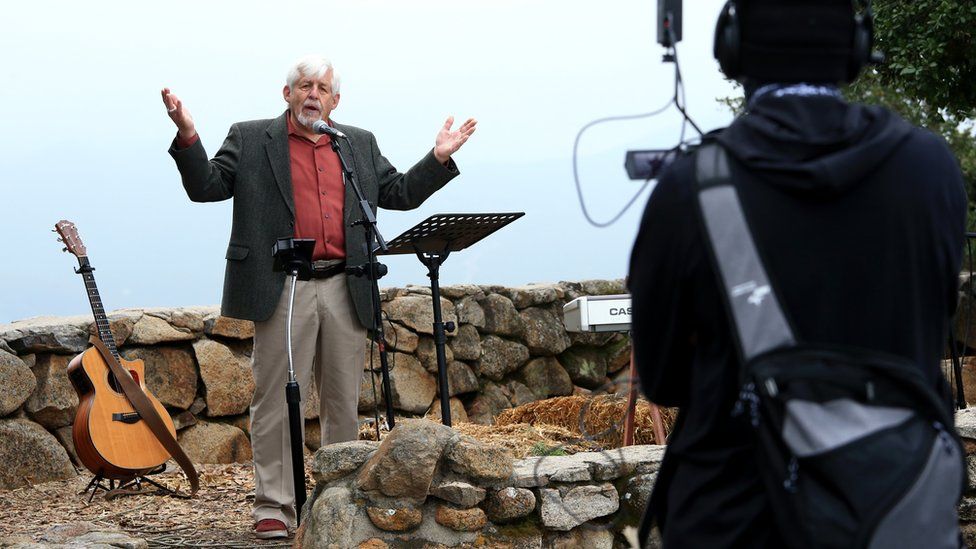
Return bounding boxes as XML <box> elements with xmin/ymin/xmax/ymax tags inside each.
<box><xmin>81</xmin><ymin>464</ymin><xmax>182</xmax><ymax>502</ymax></box>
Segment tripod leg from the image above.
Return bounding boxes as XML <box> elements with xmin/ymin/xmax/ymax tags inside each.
<box><xmin>949</xmin><ymin>333</ymin><xmax>967</xmax><ymax>409</ymax></box>
<box><xmin>84</xmin><ymin>475</ymin><xmax>104</xmax><ymax>503</ymax></box>
<box><xmin>623</xmin><ymin>354</ymin><xmax>638</xmax><ymax>446</ymax></box>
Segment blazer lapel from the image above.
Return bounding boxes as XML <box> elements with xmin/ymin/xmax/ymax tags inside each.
<box><xmin>265</xmin><ymin>112</ymin><xmax>294</xmax><ymax>216</ymax></box>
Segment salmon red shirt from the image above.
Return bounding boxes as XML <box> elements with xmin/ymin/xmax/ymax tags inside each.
<box><xmin>176</xmin><ymin>115</ymin><xmax>347</xmax><ymax>260</ymax></box>
<box><xmin>286</xmin><ymin>114</ymin><xmax>346</xmax><ymax>260</ymax></box>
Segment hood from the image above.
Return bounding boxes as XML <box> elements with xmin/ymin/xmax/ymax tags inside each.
<box><xmin>716</xmin><ymin>94</ymin><xmax>913</xmax><ymax>195</ymax></box>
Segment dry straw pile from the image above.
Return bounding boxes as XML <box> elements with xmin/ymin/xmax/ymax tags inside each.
<box><xmin>358</xmin><ymin>395</ymin><xmax>676</xmax><ymax>456</ymax></box>
<box><xmin>495</xmin><ymin>395</ymin><xmax>677</xmax><ymax>448</ymax></box>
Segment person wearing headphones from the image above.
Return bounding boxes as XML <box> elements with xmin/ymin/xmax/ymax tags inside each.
<box><xmin>629</xmin><ymin>1</ymin><xmax>966</xmax><ymax>547</ymax></box>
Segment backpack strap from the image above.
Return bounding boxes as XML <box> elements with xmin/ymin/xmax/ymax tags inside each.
<box><xmin>695</xmin><ymin>143</ymin><xmax>796</xmax><ymax>361</ymax></box>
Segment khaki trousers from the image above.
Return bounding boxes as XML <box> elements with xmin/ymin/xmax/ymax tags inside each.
<box><xmin>250</xmin><ymin>272</ymin><xmax>367</xmax><ymax>526</ymax></box>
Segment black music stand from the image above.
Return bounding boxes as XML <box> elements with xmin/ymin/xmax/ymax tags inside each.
<box><xmin>381</xmin><ymin>213</ymin><xmax>525</xmax><ymax>426</ymax></box>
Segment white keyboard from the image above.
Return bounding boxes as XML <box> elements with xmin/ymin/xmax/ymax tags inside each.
<box><xmin>562</xmin><ymin>294</ymin><xmax>631</xmax><ymax>333</ymax></box>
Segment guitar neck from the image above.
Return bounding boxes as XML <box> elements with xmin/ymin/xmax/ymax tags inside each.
<box><xmin>77</xmin><ymin>257</ymin><xmax>119</xmax><ymax>358</ymax></box>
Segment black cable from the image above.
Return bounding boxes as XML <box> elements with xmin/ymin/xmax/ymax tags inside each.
<box><xmin>672</xmin><ymin>47</ymin><xmax>704</xmax><ymax>137</ymax></box>
<box><xmin>571</xmin><ymin>99</ymin><xmax>675</xmax><ymax>228</ymax></box>
<box><xmin>367</xmin><ymin>319</ymin><xmax>381</xmax><ymax>440</ymax></box>
<box><xmin>966</xmin><ymin>236</ymin><xmax>974</xmax><ymax>353</ymax></box>
<box><xmin>365</xmin><ymin>310</ymin><xmax>400</xmax><ymax>440</ymax></box>
<box><xmin>572</xmin><ymin>38</ymin><xmax>705</xmax><ymax>228</ymax></box>
<box><xmin>947</xmin><ymin>236</ymin><xmax>974</xmax><ymax>410</ymax></box>
<box><xmin>957</xmin><ymin>236</ymin><xmax>975</xmax><ymax>408</ymax></box>
<box><xmin>382</xmin><ymin>310</ymin><xmax>397</xmax><ymax>374</ymax></box>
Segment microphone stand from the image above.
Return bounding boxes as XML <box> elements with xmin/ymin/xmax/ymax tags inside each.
<box><xmin>328</xmin><ymin>134</ymin><xmax>397</xmax><ymax>433</ymax></box>
<box><xmin>284</xmin><ymin>267</ymin><xmax>306</xmax><ymax>523</ymax></box>
<box><xmin>271</xmin><ymin>237</ymin><xmax>314</xmax><ymax>526</ymax></box>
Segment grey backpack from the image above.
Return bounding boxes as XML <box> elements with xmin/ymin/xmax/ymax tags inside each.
<box><xmin>695</xmin><ymin>142</ymin><xmax>965</xmax><ymax>548</ymax></box>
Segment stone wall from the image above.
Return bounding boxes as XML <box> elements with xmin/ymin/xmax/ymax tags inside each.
<box><xmin>0</xmin><ymin>280</ymin><xmax>631</xmax><ymax>490</ymax></box>
<box><xmin>951</xmin><ymin>410</ymin><xmax>976</xmax><ymax>544</ymax></box>
<box><xmin>7</xmin><ymin>278</ymin><xmax>976</xmax><ymax>544</ymax></box>
<box><xmin>299</xmin><ymin>414</ymin><xmax>976</xmax><ymax>549</ymax></box>
<box><xmin>300</xmin><ymin>418</ymin><xmax>664</xmax><ymax>548</ymax></box>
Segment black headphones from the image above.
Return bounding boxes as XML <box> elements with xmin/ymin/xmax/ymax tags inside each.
<box><xmin>713</xmin><ymin>0</ymin><xmax>875</xmax><ymax>83</ymax></box>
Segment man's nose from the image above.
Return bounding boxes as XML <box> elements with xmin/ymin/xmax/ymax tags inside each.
<box><xmin>308</xmin><ymin>87</ymin><xmax>319</xmax><ymax>99</ymax></box>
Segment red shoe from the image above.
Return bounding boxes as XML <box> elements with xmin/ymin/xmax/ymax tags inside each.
<box><xmin>254</xmin><ymin>518</ymin><xmax>289</xmax><ymax>539</ymax></box>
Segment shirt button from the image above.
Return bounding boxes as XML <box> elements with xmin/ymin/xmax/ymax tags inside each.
<box><xmin>318</xmin><ymin>167</ymin><xmax>324</xmax><ymax>172</ymax></box>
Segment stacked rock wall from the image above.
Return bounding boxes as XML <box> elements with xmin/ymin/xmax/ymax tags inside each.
<box><xmin>301</xmin><ymin>419</ymin><xmax>665</xmax><ymax>548</ymax></box>
<box><xmin>0</xmin><ymin>280</ymin><xmax>631</xmax><ymax>490</ymax></box>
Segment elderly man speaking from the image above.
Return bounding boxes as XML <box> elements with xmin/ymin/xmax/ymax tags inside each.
<box><xmin>162</xmin><ymin>54</ymin><xmax>475</xmax><ymax>539</ymax></box>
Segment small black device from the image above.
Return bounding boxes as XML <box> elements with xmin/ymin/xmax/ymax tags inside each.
<box><xmin>345</xmin><ymin>262</ymin><xmax>388</xmax><ymax>280</ymax></box>
<box><xmin>625</xmin><ymin>148</ymin><xmax>680</xmax><ymax>181</ymax></box>
<box><xmin>272</xmin><ymin>237</ymin><xmax>315</xmax><ymax>280</ymax></box>
<box><xmin>657</xmin><ymin>0</ymin><xmax>682</xmax><ymax>47</ymax></box>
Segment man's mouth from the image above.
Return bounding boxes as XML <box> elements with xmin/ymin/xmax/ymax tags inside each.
<box><xmin>303</xmin><ymin>104</ymin><xmax>321</xmax><ymax>113</ymax></box>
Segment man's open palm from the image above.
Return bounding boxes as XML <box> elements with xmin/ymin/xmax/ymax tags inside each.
<box><xmin>434</xmin><ymin>116</ymin><xmax>476</xmax><ymax>163</ymax></box>
<box><xmin>161</xmin><ymin>87</ymin><xmax>196</xmax><ymax>140</ymax></box>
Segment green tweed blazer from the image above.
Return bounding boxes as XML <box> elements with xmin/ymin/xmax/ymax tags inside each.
<box><xmin>168</xmin><ymin>111</ymin><xmax>459</xmax><ymax>326</ymax></box>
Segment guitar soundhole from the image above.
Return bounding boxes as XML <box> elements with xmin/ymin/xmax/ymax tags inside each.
<box><xmin>107</xmin><ymin>370</ymin><xmax>139</xmax><ymax>394</ymax></box>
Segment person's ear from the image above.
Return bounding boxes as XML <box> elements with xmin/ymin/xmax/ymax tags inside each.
<box><xmin>331</xmin><ymin>93</ymin><xmax>340</xmax><ymax>110</ymax></box>
<box><xmin>282</xmin><ymin>85</ymin><xmax>291</xmax><ymax>102</ymax></box>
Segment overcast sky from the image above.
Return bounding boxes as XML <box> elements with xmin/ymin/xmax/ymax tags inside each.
<box><xmin>0</xmin><ymin>0</ymin><xmax>736</xmax><ymax>323</ymax></box>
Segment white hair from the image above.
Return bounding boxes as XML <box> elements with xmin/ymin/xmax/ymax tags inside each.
<box><xmin>286</xmin><ymin>54</ymin><xmax>341</xmax><ymax>94</ymax></box>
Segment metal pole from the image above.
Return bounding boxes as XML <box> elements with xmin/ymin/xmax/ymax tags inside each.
<box><xmin>650</xmin><ymin>403</ymin><xmax>667</xmax><ymax>446</ymax></box>
<box><xmin>623</xmin><ymin>347</ymin><xmax>638</xmax><ymax>446</ymax></box>
<box><xmin>284</xmin><ymin>273</ymin><xmax>306</xmax><ymax>524</ymax></box>
<box><xmin>328</xmin><ymin>136</ymin><xmax>396</xmax><ymax>431</ymax></box>
<box><xmin>427</xmin><ymin>255</ymin><xmax>452</xmax><ymax>426</ymax></box>
<box><xmin>622</xmin><ymin>345</ymin><xmax>666</xmax><ymax>446</ymax></box>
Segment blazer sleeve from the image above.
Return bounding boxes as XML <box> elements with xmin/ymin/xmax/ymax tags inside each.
<box><xmin>167</xmin><ymin>124</ymin><xmax>241</xmax><ymax>203</ymax></box>
<box><xmin>367</xmin><ymin>131</ymin><xmax>460</xmax><ymax>211</ymax></box>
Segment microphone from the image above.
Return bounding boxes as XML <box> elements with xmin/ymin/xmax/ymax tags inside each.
<box><xmin>312</xmin><ymin>120</ymin><xmax>346</xmax><ymax>139</ymax></box>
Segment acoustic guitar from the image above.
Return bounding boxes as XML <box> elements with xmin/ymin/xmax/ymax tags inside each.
<box><xmin>56</xmin><ymin>220</ymin><xmax>177</xmax><ymax>480</ymax></box>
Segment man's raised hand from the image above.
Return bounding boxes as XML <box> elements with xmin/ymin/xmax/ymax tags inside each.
<box><xmin>161</xmin><ymin>87</ymin><xmax>197</xmax><ymax>141</ymax></box>
<box><xmin>433</xmin><ymin>116</ymin><xmax>477</xmax><ymax>164</ymax></box>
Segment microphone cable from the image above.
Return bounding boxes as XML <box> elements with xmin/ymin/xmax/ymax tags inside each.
<box><xmin>572</xmin><ymin>30</ymin><xmax>704</xmax><ymax>229</ymax></box>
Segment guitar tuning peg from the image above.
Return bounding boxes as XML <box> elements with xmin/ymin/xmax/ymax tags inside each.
<box><xmin>62</xmin><ymin>247</ymin><xmax>68</xmax><ymax>252</ymax></box>
<box><xmin>57</xmin><ymin>238</ymin><xmax>63</xmax><ymax>242</ymax></box>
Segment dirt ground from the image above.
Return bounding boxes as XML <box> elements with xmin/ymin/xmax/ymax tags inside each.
<box><xmin>0</xmin><ymin>423</ymin><xmax>610</xmax><ymax>547</ymax></box>
<box><xmin>0</xmin><ymin>400</ymin><xmax>657</xmax><ymax>548</ymax></box>
<box><xmin>0</xmin><ymin>461</ymin><xmax>297</xmax><ymax>548</ymax></box>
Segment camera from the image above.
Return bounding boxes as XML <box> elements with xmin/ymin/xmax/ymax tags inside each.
<box><xmin>625</xmin><ymin>149</ymin><xmax>681</xmax><ymax>181</ymax></box>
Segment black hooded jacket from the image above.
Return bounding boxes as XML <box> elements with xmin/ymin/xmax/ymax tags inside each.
<box><xmin>628</xmin><ymin>94</ymin><xmax>966</xmax><ymax>548</ymax></box>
